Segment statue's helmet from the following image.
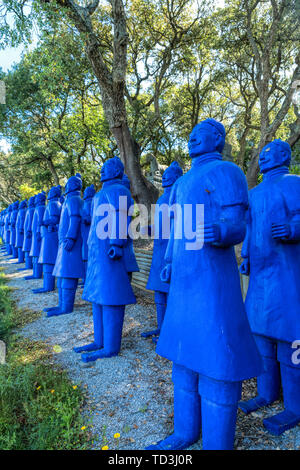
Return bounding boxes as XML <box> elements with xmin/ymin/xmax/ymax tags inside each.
<box><xmin>28</xmin><ymin>196</ymin><xmax>36</xmax><ymax>207</ymax></box>
<box><xmin>48</xmin><ymin>185</ymin><xmax>62</xmax><ymax>200</ymax></box>
<box><xmin>259</xmin><ymin>139</ymin><xmax>292</xmax><ymax>173</ymax></box>
<box><xmin>36</xmin><ymin>191</ymin><xmax>46</xmax><ymax>205</ymax></box>
<box><xmin>13</xmin><ymin>200</ymin><xmax>20</xmax><ymax>210</ymax></box>
<box><xmin>162</xmin><ymin>161</ymin><xmax>183</xmax><ymax>188</ymax></box>
<box><xmin>101</xmin><ymin>157</ymin><xmax>124</xmax><ymax>183</ymax></box>
<box><xmin>83</xmin><ymin>184</ymin><xmax>96</xmax><ymax>200</ymax></box>
<box><xmin>20</xmin><ymin>200</ymin><xmax>27</xmax><ymax>209</ymax></box>
<box><xmin>189</xmin><ymin>118</ymin><xmax>226</xmax><ymax>158</ymax></box>
<box><xmin>65</xmin><ymin>173</ymin><xmax>82</xmax><ymax>195</ymax></box>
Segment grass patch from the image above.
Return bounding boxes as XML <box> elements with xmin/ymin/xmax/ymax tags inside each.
<box><xmin>0</xmin><ymin>269</ymin><xmax>93</xmax><ymax>450</ymax></box>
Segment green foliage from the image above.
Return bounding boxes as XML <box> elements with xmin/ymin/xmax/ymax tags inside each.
<box><xmin>0</xmin><ymin>270</ymin><xmax>92</xmax><ymax>450</ymax></box>
<box><xmin>19</xmin><ymin>184</ymin><xmax>38</xmax><ymax>200</ymax></box>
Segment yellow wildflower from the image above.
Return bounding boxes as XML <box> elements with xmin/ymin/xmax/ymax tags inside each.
<box><xmin>50</xmin><ymin>389</ymin><xmax>55</xmax><ymax>394</ymax></box>
<box><xmin>114</xmin><ymin>433</ymin><xmax>120</xmax><ymax>439</ymax></box>
<box><xmin>81</xmin><ymin>426</ymin><xmax>87</xmax><ymax>431</ymax></box>
<box><xmin>73</xmin><ymin>385</ymin><xmax>78</xmax><ymax>390</ymax></box>
<box><xmin>102</xmin><ymin>445</ymin><xmax>109</xmax><ymax>450</ymax></box>
<box><xmin>36</xmin><ymin>386</ymin><xmax>41</xmax><ymax>391</ymax></box>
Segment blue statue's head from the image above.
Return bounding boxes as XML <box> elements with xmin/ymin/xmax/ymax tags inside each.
<box><xmin>121</xmin><ymin>174</ymin><xmax>131</xmax><ymax>190</ymax></box>
<box><xmin>259</xmin><ymin>139</ymin><xmax>291</xmax><ymax>174</ymax></box>
<box><xmin>13</xmin><ymin>200</ymin><xmax>19</xmax><ymax>210</ymax></box>
<box><xmin>36</xmin><ymin>192</ymin><xmax>46</xmax><ymax>206</ymax></box>
<box><xmin>28</xmin><ymin>196</ymin><xmax>35</xmax><ymax>208</ymax></box>
<box><xmin>48</xmin><ymin>185</ymin><xmax>62</xmax><ymax>201</ymax></box>
<box><xmin>20</xmin><ymin>200</ymin><xmax>27</xmax><ymax>209</ymax></box>
<box><xmin>162</xmin><ymin>162</ymin><xmax>183</xmax><ymax>188</ymax></box>
<box><xmin>8</xmin><ymin>204</ymin><xmax>12</xmax><ymax>213</ymax></box>
<box><xmin>84</xmin><ymin>184</ymin><xmax>96</xmax><ymax>200</ymax></box>
<box><xmin>188</xmin><ymin>118</ymin><xmax>226</xmax><ymax>158</ymax></box>
<box><xmin>101</xmin><ymin>157</ymin><xmax>124</xmax><ymax>183</ymax></box>
<box><xmin>65</xmin><ymin>173</ymin><xmax>82</xmax><ymax>195</ymax></box>
<box><xmin>60</xmin><ymin>195</ymin><xmax>65</xmax><ymax>205</ymax></box>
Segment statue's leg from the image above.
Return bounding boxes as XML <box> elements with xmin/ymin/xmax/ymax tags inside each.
<box><xmin>200</xmin><ymin>375</ymin><xmax>242</xmax><ymax>450</ymax></box>
<box><xmin>79</xmin><ymin>261</ymin><xmax>87</xmax><ymax>287</ymax></box>
<box><xmin>141</xmin><ymin>291</ymin><xmax>167</xmax><ymax>340</ymax></box>
<box><xmin>33</xmin><ymin>264</ymin><xmax>55</xmax><ymax>294</ymax></box>
<box><xmin>146</xmin><ymin>363</ymin><xmax>201</xmax><ymax>450</ymax></box>
<box><xmin>18</xmin><ymin>252</ymin><xmax>32</xmax><ymax>270</ymax></box>
<box><xmin>239</xmin><ymin>335</ymin><xmax>280</xmax><ymax>414</ymax></box>
<box><xmin>24</xmin><ymin>256</ymin><xmax>37</xmax><ymax>280</ymax></box>
<box><xmin>18</xmin><ymin>248</ymin><xmax>25</xmax><ymax>263</ymax></box>
<box><xmin>74</xmin><ymin>303</ymin><xmax>103</xmax><ymax>353</ymax></box>
<box><xmin>263</xmin><ymin>341</ymin><xmax>300</xmax><ymax>435</ymax></box>
<box><xmin>81</xmin><ymin>305</ymin><xmax>125</xmax><ymax>362</ymax></box>
<box><xmin>47</xmin><ymin>278</ymin><xmax>78</xmax><ymax>317</ymax></box>
<box><xmin>44</xmin><ymin>277</ymin><xmax>62</xmax><ymax>314</ymax></box>
<box><xmin>6</xmin><ymin>244</ymin><xmax>11</xmax><ymax>255</ymax></box>
<box><xmin>12</xmin><ymin>245</ymin><xmax>18</xmax><ymax>259</ymax></box>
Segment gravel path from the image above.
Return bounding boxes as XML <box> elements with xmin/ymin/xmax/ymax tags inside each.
<box><xmin>1</xmin><ymin>252</ymin><xmax>299</xmax><ymax>450</ymax></box>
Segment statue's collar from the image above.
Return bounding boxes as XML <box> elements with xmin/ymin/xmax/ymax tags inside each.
<box><xmin>263</xmin><ymin>166</ymin><xmax>289</xmax><ymax>181</ymax></box>
<box><xmin>65</xmin><ymin>190</ymin><xmax>81</xmax><ymax>198</ymax></box>
<box><xmin>102</xmin><ymin>179</ymin><xmax>122</xmax><ymax>188</ymax></box>
<box><xmin>191</xmin><ymin>152</ymin><xmax>222</xmax><ymax>168</ymax></box>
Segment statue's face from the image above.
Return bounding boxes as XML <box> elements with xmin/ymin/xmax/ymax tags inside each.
<box><xmin>162</xmin><ymin>166</ymin><xmax>180</xmax><ymax>188</ymax></box>
<box><xmin>84</xmin><ymin>185</ymin><xmax>95</xmax><ymax>200</ymax></box>
<box><xmin>188</xmin><ymin>123</ymin><xmax>222</xmax><ymax>158</ymax></box>
<box><xmin>259</xmin><ymin>143</ymin><xmax>289</xmax><ymax>173</ymax></box>
<box><xmin>48</xmin><ymin>186</ymin><xmax>61</xmax><ymax>200</ymax></box>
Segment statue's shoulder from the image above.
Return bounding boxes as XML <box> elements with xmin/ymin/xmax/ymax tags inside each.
<box><xmin>280</xmin><ymin>173</ymin><xmax>300</xmax><ymax>189</ymax></box>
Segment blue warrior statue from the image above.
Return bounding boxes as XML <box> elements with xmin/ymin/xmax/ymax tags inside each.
<box><xmin>120</xmin><ymin>174</ymin><xmax>139</xmax><ymax>280</ymax></box>
<box><xmin>146</xmin><ymin>119</ymin><xmax>261</xmax><ymax>451</ymax></box>
<box><xmin>33</xmin><ymin>185</ymin><xmax>62</xmax><ymax>294</ymax></box>
<box><xmin>14</xmin><ymin>199</ymin><xmax>27</xmax><ymax>263</ymax></box>
<box><xmin>2</xmin><ymin>208</ymin><xmax>8</xmax><ymax>252</ymax></box>
<box><xmin>74</xmin><ymin>157</ymin><xmax>136</xmax><ymax>362</ymax></box>
<box><xmin>10</xmin><ymin>200</ymin><xmax>19</xmax><ymax>259</ymax></box>
<box><xmin>24</xmin><ymin>192</ymin><xmax>46</xmax><ymax>280</ymax></box>
<box><xmin>142</xmin><ymin>162</ymin><xmax>183</xmax><ymax>343</ymax></box>
<box><xmin>81</xmin><ymin>184</ymin><xmax>96</xmax><ymax>283</ymax></box>
<box><xmin>20</xmin><ymin>196</ymin><xmax>36</xmax><ymax>271</ymax></box>
<box><xmin>46</xmin><ymin>174</ymin><xmax>84</xmax><ymax>317</ymax></box>
<box><xmin>5</xmin><ymin>204</ymin><xmax>12</xmax><ymax>255</ymax></box>
<box><xmin>239</xmin><ymin>139</ymin><xmax>300</xmax><ymax>435</ymax></box>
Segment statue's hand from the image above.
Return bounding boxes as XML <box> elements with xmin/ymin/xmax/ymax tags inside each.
<box><xmin>26</xmin><ymin>230</ymin><xmax>32</xmax><ymax>239</ymax></box>
<box><xmin>272</xmin><ymin>223</ymin><xmax>291</xmax><ymax>240</ymax></box>
<box><xmin>240</xmin><ymin>258</ymin><xmax>250</xmax><ymax>276</ymax></box>
<box><xmin>83</xmin><ymin>216</ymin><xmax>91</xmax><ymax>225</ymax></box>
<box><xmin>161</xmin><ymin>263</ymin><xmax>172</xmax><ymax>283</ymax></box>
<box><xmin>36</xmin><ymin>232</ymin><xmax>42</xmax><ymax>242</ymax></box>
<box><xmin>48</xmin><ymin>225</ymin><xmax>56</xmax><ymax>233</ymax></box>
<box><xmin>203</xmin><ymin>223</ymin><xmax>221</xmax><ymax>244</ymax></box>
<box><xmin>108</xmin><ymin>245</ymin><xmax>122</xmax><ymax>260</ymax></box>
<box><xmin>64</xmin><ymin>238</ymin><xmax>75</xmax><ymax>252</ymax></box>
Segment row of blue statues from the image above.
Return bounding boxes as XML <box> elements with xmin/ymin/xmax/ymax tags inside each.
<box><xmin>0</xmin><ymin>118</ymin><xmax>299</xmax><ymax>451</ymax></box>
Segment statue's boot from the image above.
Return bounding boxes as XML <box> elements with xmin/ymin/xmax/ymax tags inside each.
<box><xmin>239</xmin><ymin>336</ymin><xmax>280</xmax><ymax>414</ymax></box>
<box><xmin>47</xmin><ymin>278</ymin><xmax>78</xmax><ymax>317</ymax></box>
<box><xmin>74</xmin><ymin>304</ymin><xmax>103</xmax><ymax>353</ymax></box>
<box><xmin>141</xmin><ymin>291</ymin><xmax>167</xmax><ymax>340</ymax></box>
<box><xmin>200</xmin><ymin>378</ymin><xmax>242</xmax><ymax>450</ymax></box>
<box><xmin>44</xmin><ymin>278</ymin><xmax>62</xmax><ymax>313</ymax></box>
<box><xmin>81</xmin><ymin>306</ymin><xmax>125</xmax><ymax>362</ymax></box>
<box><xmin>33</xmin><ymin>264</ymin><xmax>55</xmax><ymax>294</ymax></box>
<box><xmin>146</xmin><ymin>364</ymin><xmax>201</xmax><ymax>450</ymax></box>
<box><xmin>18</xmin><ymin>253</ymin><xmax>33</xmax><ymax>271</ymax></box>
<box><xmin>263</xmin><ymin>342</ymin><xmax>300</xmax><ymax>435</ymax></box>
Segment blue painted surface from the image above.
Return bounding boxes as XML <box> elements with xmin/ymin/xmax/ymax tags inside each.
<box><xmin>15</xmin><ymin>200</ymin><xmax>27</xmax><ymax>249</ymax></box>
<box><xmin>143</xmin><ymin>162</ymin><xmax>183</xmax><ymax>340</ymax></box>
<box><xmin>120</xmin><ymin>174</ymin><xmax>139</xmax><ymax>274</ymax></box>
<box><xmin>148</xmin><ymin>119</ymin><xmax>262</xmax><ymax>451</ymax></box>
<box><xmin>22</xmin><ymin>196</ymin><xmax>36</xmax><ymax>253</ymax></box>
<box><xmin>76</xmin><ymin>157</ymin><xmax>136</xmax><ymax>361</ymax></box>
<box><xmin>81</xmin><ymin>185</ymin><xmax>96</xmax><ymax>262</ymax></box>
<box><xmin>29</xmin><ymin>192</ymin><xmax>46</xmax><ymax>258</ymax></box>
<box><xmin>239</xmin><ymin>139</ymin><xmax>300</xmax><ymax>435</ymax></box>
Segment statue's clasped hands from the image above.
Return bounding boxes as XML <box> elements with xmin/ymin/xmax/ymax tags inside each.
<box><xmin>64</xmin><ymin>238</ymin><xmax>75</xmax><ymax>251</ymax></box>
<box><xmin>272</xmin><ymin>222</ymin><xmax>291</xmax><ymax>240</ymax></box>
